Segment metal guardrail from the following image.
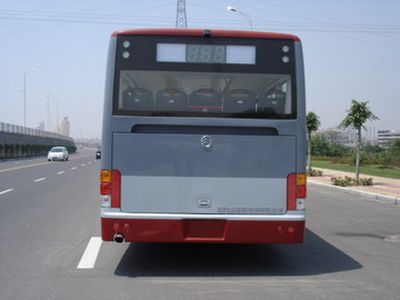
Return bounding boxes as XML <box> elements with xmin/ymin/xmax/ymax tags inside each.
<box><xmin>0</xmin><ymin>122</ymin><xmax>74</xmax><ymax>143</ymax></box>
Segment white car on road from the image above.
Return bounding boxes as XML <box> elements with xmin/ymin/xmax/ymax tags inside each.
<box><xmin>47</xmin><ymin>146</ymin><xmax>69</xmax><ymax>161</ymax></box>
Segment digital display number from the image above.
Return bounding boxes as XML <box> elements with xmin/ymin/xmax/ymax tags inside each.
<box><xmin>156</xmin><ymin>43</ymin><xmax>256</xmax><ymax>65</ymax></box>
<box><xmin>186</xmin><ymin>45</ymin><xmax>226</xmax><ymax>64</ymax></box>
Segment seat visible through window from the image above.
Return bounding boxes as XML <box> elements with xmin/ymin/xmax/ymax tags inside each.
<box><xmin>189</xmin><ymin>89</ymin><xmax>222</xmax><ymax>112</ymax></box>
<box><xmin>156</xmin><ymin>89</ymin><xmax>188</xmax><ymax>111</ymax></box>
<box><xmin>224</xmin><ymin>89</ymin><xmax>255</xmax><ymax>113</ymax></box>
<box><xmin>257</xmin><ymin>90</ymin><xmax>286</xmax><ymax>115</ymax></box>
<box><xmin>122</xmin><ymin>87</ymin><xmax>153</xmax><ymax>110</ymax></box>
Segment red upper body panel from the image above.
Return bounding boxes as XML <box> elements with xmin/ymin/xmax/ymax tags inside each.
<box><xmin>111</xmin><ymin>28</ymin><xmax>300</xmax><ymax>41</ymax></box>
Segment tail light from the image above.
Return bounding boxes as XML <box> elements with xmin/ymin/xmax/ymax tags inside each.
<box><xmin>100</xmin><ymin>169</ymin><xmax>121</xmax><ymax>208</ymax></box>
<box><xmin>287</xmin><ymin>173</ymin><xmax>307</xmax><ymax>210</ymax></box>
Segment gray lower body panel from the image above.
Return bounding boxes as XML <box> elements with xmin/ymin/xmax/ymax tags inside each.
<box><xmin>121</xmin><ymin>176</ymin><xmax>287</xmax><ymax>214</ymax></box>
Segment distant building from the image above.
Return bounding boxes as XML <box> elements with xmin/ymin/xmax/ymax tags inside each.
<box><xmin>317</xmin><ymin>126</ymin><xmax>379</xmax><ymax>147</ymax></box>
<box><xmin>60</xmin><ymin>117</ymin><xmax>70</xmax><ymax>136</ymax></box>
<box><xmin>318</xmin><ymin>128</ymin><xmax>356</xmax><ymax>148</ymax></box>
<box><xmin>75</xmin><ymin>137</ymin><xmax>101</xmax><ymax>148</ymax></box>
<box><xmin>377</xmin><ymin>130</ymin><xmax>400</xmax><ymax>148</ymax></box>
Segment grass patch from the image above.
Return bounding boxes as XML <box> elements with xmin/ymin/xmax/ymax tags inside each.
<box><xmin>312</xmin><ymin>160</ymin><xmax>400</xmax><ymax>179</ymax></box>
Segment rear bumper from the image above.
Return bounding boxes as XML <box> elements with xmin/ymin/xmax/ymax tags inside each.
<box><xmin>48</xmin><ymin>156</ymin><xmax>65</xmax><ymax>160</ymax></box>
<box><xmin>101</xmin><ymin>214</ymin><xmax>305</xmax><ymax>244</ymax></box>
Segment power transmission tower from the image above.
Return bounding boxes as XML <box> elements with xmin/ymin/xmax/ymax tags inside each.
<box><xmin>175</xmin><ymin>0</ymin><xmax>188</xmax><ymax>28</ymax></box>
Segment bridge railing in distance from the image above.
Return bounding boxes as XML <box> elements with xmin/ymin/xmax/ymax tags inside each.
<box><xmin>0</xmin><ymin>121</ymin><xmax>74</xmax><ymax>143</ymax></box>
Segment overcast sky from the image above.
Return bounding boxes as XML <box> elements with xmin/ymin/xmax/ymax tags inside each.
<box><xmin>0</xmin><ymin>0</ymin><xmax>399</xmax><ymax>139</ymax></box>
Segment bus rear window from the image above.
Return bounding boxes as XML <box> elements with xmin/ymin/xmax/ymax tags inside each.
<box><xmin>115</xmin><ymin>70</ymin><xmax>293</xmax><ymax>118</ymax></box>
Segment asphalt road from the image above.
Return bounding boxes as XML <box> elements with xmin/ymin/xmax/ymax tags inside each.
<box><xmin>0</xmin><ymin>151</ymin><xmax>399</xmax><ymax>300</ymax></box>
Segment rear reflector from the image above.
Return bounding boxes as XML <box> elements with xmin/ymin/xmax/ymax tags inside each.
<box><xmin>100</xmin><ymin>169</ymin><xmax>121</xmax><ymax>208</ymax></box>
<box><xmin>287</xmin><ymin>173</ymin><xmax>307</xmax><ymax>210</ymax></box>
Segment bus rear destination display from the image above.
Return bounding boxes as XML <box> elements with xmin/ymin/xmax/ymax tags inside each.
<box><xmin>157</xmin><ymin>43</ymin><xmax>256</xmax><ymax>64</ymax></box>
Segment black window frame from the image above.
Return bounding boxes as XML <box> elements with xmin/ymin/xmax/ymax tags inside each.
<box><xmin>113</xmin><ymin>35</ymin><xmax>297</xmax><ymax>119</ymax></box>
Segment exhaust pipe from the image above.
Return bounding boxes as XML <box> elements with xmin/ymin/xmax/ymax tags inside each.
<box><xmin>113</xmin><ymin>233</ymin><xmax>125</xmax><ymax>243</ymax></box>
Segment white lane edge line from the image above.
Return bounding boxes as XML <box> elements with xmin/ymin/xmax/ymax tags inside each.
<box><xmin>0</xmin><ymin>188</ymin><xmax>14</xmax><ymax>195</ymax></box>
<box><xmin>57</xmin><ymin>171</ymin><xmax>65</xmax><ymax>175</ymax></box>
<box><xmin>34</xmin><ymin>177</ymin><xmax>46</xmax><ymax>183</ymax></box>
<box><xmin>77</xmin><ymin>237</ymin><xmax>102</xmax><ymax>269</ymax></box>
<box><xmin>71</xmin><ymin>167</ymin><xmax>77</xmax><ymax>170</ymax></box>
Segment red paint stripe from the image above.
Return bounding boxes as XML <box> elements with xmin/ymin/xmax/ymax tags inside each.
<box><xmin>189</xmin><ymin>105</ymin><xmax>222</xmax><ymax>110</ymax></box>
<box><xmin>101</xmin><ymin>218</ymin><xmax>305</xmax><ymax>244</ymax></box>
<box><xmin>111</xmin><ymin>28</ymin><xmax>300</xmax><ymax>41</ymax></box>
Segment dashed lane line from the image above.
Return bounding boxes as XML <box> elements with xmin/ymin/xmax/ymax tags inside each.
<box><xmin>34</xmin><ymin>177</ymin><xmax>46</xmax><ymax>183</ymax></box>
<box><xmin>71</xmin><ymin>167</ymin><xmax>77</xmax><ymax>170</ymax></box>
<box><xmin>0</xmin><ymin>189</ymin><xmax>14</xmax><ymax>195</ymax></box>
<box><xmin>0</xmin><ymin>155</ymin><xmax>96</xmax><ymax>174</ymax></box>
<box><xmin>81</xmin><ymin>164</ymin><xmax>86</xmax><ymax>167</ymax></box>
<box><xmin>77</xmin><ymin>237</ymin><xmax>103</xmax><ymax>269</ymax></box>
<box><xmin>57</xmin><ymin>171</ymin><xmax>65</xmax><ymax>175</ymax></box>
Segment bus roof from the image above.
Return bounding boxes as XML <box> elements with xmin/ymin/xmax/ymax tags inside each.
<box><xmin>111</xmin><ymin>28</ymin><xmax>300</xmax><ymax>41</ymax></box>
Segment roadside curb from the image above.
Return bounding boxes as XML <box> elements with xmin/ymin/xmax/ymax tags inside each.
<box><xmin>308</xmin><ymin>180</ymin><xmax>400</xmax><ymax>205</ymax></box>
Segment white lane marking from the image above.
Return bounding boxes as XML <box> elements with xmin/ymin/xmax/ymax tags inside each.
<box><xmin>71</xmin><ymin>167</ymin><xmax>77</xmax><ymax>170</ymax></box>
<box><xmin>0</xmin><ymin>189</ymin><xmax>14</xmax><ymax>195</ymax></box>
<box><xmin>77</xmin><ymin>237</ymin><xmax>103</xmax><ymax>269</ymax></box>
<box><xmin>0</xmin><ymin>161</ymin><xmax>50</xmax><ymax>173</ymax></box>
<box><xmin>34</xmin><ymin>178</ymin><xmax>46</xmax><ymax>183</ymax></box>
<box><xmin>57</xmin><ymin>171</ymin><xmax>65</xmax><ymax>175</ymax></box>
<box><xmin>81</xmin><ymin>164</ymin><xmax>86</xmax><ymax>167</ymax></box>
<box><xmin>88</xmin><ymin>162</ymin><xmax>92</xmax><ymax>164</ymax></box>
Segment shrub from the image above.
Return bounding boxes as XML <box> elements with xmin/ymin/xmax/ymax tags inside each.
<box><xmin>308</xmin><ymin>168</ymin><xmax>323</xmax><ymax>177</ymax></box>
<box><xmin>358</xmin><ymin>177</ymin><xmax>373</xmax><ymax>186</ymax></box>
<box><xmin>331</xmin><ymin>176</ymin><xmax>353</xmax><ymax>187</ymax></box>
<box><xmin>311</xmin><ymin>134</ymin><xmax>352</xmax><ymax>157</ymax></box>
<box><xmin>331</xmin><ymin>176</ymin><xmax>373</xmax><ymax>186</ymax></box>
<box><xmin>378</xmin><ymin>152</ymin><xmax>393</xmax><ymax>169</ymax></box>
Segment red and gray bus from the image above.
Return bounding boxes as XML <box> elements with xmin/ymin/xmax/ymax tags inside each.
<box><xmin>100</xmin><ymin>28</ymin><xmax>306</xmax><ymax>244</ymax></box>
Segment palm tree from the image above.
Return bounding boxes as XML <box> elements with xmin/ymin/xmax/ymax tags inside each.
<box><xmin>306</xmin><ymin>112</ymin><xmax>321</xmax><ymax>174</ymax></box>
<box><xmin>341</xmin><ymin>100</ymin><xmax>378</xmax><ymax>181</ymax></box>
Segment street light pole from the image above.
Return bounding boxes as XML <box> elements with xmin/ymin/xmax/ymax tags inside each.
<box><xmin>46</xmin><ymin>88</ymin><xmax>58</xmax><ymax>131</ymax></box>
<box><xmin>226</xmin><ymin>6</ymin><xmax>253</xmax><ymax>30</ymax></box>
<box><xmin>56</xmin><ymin>97</ymin><xmax>67</xmax><ymax>134</ymax></box>
<box><xmin>23</xmin><ymin>68</ymin><xmax>36</xmax><ymax>127</ymax></box>
<box><xmin>47</xmin><ymin>94</ymin><xmax>50</xmax><ymax>131</ymax></box>
<box><xmin>56</xmin><ymin>99</ymin><xmax>59</xmax><ymax>133</ymax></box>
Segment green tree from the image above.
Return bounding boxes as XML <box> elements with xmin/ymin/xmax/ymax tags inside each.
<box><xmin>311</xmin><ymin>133</ymin><xmax>330</xmax><ymax>156</ymax></box>
<box><xmin>341</xmin><ymin>100</ymin><xmax>378</xmax><ymax>181</ymax></box>
<box><xmin>388</xmin><ymin>139</ymin><xmax>400</xmax><ymax>166</ymax></box>
<box><xmin>388</xmin><ymin>139</ymin><xmax>400</xmax><ymax>156</ymax></box>
<box><xmin>363</xmin><ymin>142</ymin><xmax>384</xmax><ymax>154</ymax></box>
<box><xmin>306</xmin><ymin>112</ymin><xmax>321</xmax><ymax>173</ymax></box>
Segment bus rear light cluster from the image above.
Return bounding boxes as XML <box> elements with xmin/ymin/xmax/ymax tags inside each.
<box><xmin>100</xmin><ymin>169</ymin><xmax>121</xmax><ymax>208</ymax></box>
<box><xmin>287</xmin><ymin>173</ymin><xmax>307</xmax><ymax>210</ymax></box>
